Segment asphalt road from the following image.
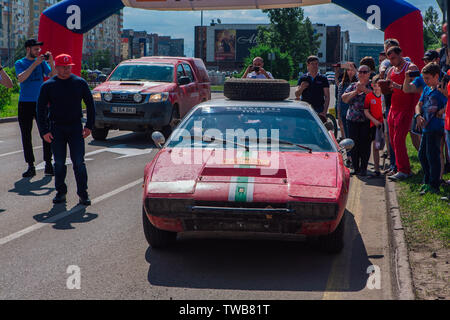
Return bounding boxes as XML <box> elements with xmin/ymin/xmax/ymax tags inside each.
<box><xmin>0</xmin><ymin>89</ymin><xmax>393</xmax><ymax>300</ymax></box>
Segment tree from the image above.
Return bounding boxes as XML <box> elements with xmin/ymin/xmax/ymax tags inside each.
<box><xmin>84</xmin><ymin>49</ymin><xmax>113</xmax><ymax>70</ymax></box>
<box><xmin>423</xmin><ymin>6</ymin><xmax>442</xmax><ymax>51</ymax></box>
<box><xmin>241</xmin><ymin>44</ymin><xmax>294</xmax><ymax>80</ymax></box>
<box><xmin>257</xmin><ymin>8</ymin><xmax>320</xmax><ymax>76</ymax></box>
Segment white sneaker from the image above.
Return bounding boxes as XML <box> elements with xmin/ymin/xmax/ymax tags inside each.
<box><xmin>388</xmin><ymin>172</ymin><xmax>412</xmax><ymax>181</ymax></box>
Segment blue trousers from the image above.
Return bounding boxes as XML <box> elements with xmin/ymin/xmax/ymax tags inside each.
<box><xmin>51</xmin><ymin>122</ymin><xmax>88</xmax><ymax>198</ymax></box>
<box><xmin>418</xmin><ymin>131</ymin><xmax>442</xmax><ymax>190</ymax></box>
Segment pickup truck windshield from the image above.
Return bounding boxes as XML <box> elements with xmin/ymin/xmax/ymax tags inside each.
<box><xmin>109</xmin><ymin>64</ymin><xmax>174</xmax><ymax>82</ymax></box>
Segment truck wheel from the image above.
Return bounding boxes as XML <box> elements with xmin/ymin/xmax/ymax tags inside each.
<box><xmin>224</xmin><ymin>78</ymin><xmax>290</xmax><ymax>101</ymax></box>
<box><xmin>162</xmin><ymin>106</ymin><xmax>180</xmax><ymax>139</ymax></box>
<box><xmin>318</xmin><ymin>211</ymin><xmax>346</xmax><ymax>254</ymax></box>
<box><xmin>92</xmin><ymin>127</ymin><xmax>109</xmax><ymax>141</ymax></box>
<box><xmin>142</xmin><ymin>208</ymin><xmax>177</xmax><ymax>249</ymax></box>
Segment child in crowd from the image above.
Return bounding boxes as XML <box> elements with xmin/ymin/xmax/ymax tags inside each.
<box><xmin>364</xmin><ymin>75</ymin><xmax>384</xmax><ymax>176</ymax></box>
<box><xmin>415</xmin><ymin>63</ymin><xmax>447</xmax><ymax>195</ymax></box>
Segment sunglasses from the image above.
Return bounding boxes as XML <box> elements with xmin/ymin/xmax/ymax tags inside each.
<box><xmin>358</xmin><ymin>70</ymin><xmax>370</xmax><ymax>74</ymax></box>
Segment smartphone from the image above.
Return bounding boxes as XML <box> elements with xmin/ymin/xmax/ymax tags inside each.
<box><xmin>408</xmin><ymin>70</ymin><xmax>420</xmax><ymax>78</ymax></box>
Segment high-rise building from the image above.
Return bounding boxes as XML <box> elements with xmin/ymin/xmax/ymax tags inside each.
<box><xmin>83</xmin><ymin>9</ymin><xmax>123</xmax><ymax>66</ymax></box>
<box><xmin>121</xmin><ymin>30</ymin><xmax>184</xmax><ymax>59</ymax></box>
<box><xmin>0</xmin><ymin>0</ymin><xmax>31</xmax><ymax>64</ymax></box>
<box><xmin>28</xmin><ymin>0</ymin><xmax>60</xmax><ymax>39</ymax></box>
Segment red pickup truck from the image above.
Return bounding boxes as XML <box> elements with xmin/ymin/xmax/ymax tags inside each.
<box><xmin>91</xmin><ymin>57</ymin><xmax>211</xmax><ymax>140</ymax></box>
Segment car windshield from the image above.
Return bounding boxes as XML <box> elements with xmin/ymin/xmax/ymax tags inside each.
<box><xmin>109</xmin><ymin>64</ymin><xmax>174</xmax><ymax>82</ymax></box>
<box><xmin>167</xmin><ymin>106</ymin><xmax>335</xmax><ymax>152</ymax></box>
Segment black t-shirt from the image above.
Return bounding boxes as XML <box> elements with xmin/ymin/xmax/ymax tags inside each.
<box><xmin>298</xmin><ymin>73</ymin><xmax>329</xmax><ymax>113</ymax></box>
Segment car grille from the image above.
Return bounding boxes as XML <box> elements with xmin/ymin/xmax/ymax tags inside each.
<box><xmin>110</xmin><ymin>93</ymin><xmax>142</xmax><ymax>104</ymax></box>
<box><xmin>103</xmin><ymin>111</ymin><xmax>145</xmax><ymax>118</ymax></box>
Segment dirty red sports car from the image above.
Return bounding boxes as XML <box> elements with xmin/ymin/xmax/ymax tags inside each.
<box><xmin>142</xmin><ymin>98</ymin><xmax>353</xmax><ymax>253</ymax></box>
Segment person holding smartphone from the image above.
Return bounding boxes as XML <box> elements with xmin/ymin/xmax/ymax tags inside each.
<box><xmin>15</xmin><ymin>39</ymin><xmax>56</xmax><ymax>178</ymax></box>
<box><xmin>242</xmin><ymin>57</ymin><xmax>273</xmax><ymax>79</ymax></box>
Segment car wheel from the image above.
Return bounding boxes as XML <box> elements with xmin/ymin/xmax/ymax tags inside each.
<box><xmin>224</xmin><ymin>78</ymin><xmax>290</xmax><ymax>101</ymax></box>
<box><xmin>162</xmin><ymin>106</ymin><xmax>180</xmax><ymax>139</ymax></box>
<box><xmin>318</xmin><ymin>211</ymin><xmax>346</xmax><ymax>254</ymax></box>
<box><xmin>91</xmin><ymin>127</ymin><xmax>109</xmax><ymax>141</ymax></box>
<box><xmin>142</xmin><ymin>207</ymin><xmax>177</xmax><ymax>249</ymax></box>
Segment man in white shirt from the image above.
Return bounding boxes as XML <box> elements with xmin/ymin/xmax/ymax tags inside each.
<box><xmin>242</xmin><ymin>57</ymin><xmax>274</xmax><ymax>79</ymax></box>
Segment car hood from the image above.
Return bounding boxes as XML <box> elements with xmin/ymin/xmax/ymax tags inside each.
<box><xmin>94</xmin><ymin>81</ymin><xmax>175</xmax><ymax>93</ymax></box>
<box><xmin>147</xmin><ymin>148</ymin><xmax>338</xmax><ymax>195</ymax></box>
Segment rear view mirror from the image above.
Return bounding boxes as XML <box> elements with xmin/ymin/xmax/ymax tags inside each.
<box><xmin>339</xmin><ymin>138</ymin><xmax>354</xmax><ymax>151</ymax></box>
<box><xmin>152</xmin><ymin>131</ymin><xmax>166</xmax><ymax>148</ymax></box>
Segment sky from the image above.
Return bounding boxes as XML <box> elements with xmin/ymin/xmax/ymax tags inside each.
<box><xmin>123</xmin><ymin>0</ymin><xmax>442</xmax><ymax>57</ymax></box>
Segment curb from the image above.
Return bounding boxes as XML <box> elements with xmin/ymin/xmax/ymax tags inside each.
<box><xmin>385</xmin><ymin>177</ymin><xmax>416</xmax><ymax>300</ymax></box>
<box><xmin>0</xmin><ymin>116</ymin><xmax>18</xmax><ymax>123</ymax></box>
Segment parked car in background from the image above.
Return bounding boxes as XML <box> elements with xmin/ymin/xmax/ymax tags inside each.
<box><xmin>91</xmin><ymin>56</ymin><xmax>211</xmax><ymax>140</ymax></box>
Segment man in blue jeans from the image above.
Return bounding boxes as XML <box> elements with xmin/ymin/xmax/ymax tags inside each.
<box><xmin>414</xmin><ymin>63</ymin><xmax>447</xmax><ymax>195</ymax></box>
<box><xmin>37</xmin><ymin>54</ymin><xmax>95</xmax><ymax>205</ymax></box>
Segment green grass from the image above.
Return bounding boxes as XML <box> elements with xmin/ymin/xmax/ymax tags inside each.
<box><xmin>396</xmin><ymin>135</ymin><xmax>450</xmax><ymax>248</ymax></box>
<box><xmin>211</xmin><ymin>85</ymin><xmax>224</xmax><ymax>92</ymax></box>
<box><xmin>0</xmin><ymin>93</ymin><xmax>19</xmax><ymax>118</ymax></box>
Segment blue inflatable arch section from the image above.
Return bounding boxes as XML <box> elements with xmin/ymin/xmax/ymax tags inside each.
<box><xmin>38</xmin><ymin>0</ymin><xmax>424</xmax><ymax>75</ymax></box>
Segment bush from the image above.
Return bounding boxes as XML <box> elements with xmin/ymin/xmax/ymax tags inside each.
<box><xmin>0</xmin><ymin>85</ymin><xmax>12</xmax><ymax>113</ymax></box>
<box><xmin>4</xmin><ymin>67</ymin><xmax>20</xmax><ymax>93</ymax></box>
<box><xmin>240</xmin><ymin>44</ymin><xmax>294</xmax><ymax>81</ymax></box>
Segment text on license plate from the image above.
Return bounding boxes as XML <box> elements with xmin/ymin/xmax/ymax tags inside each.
<box><xmin>111</xmin><ymin>107</ymin><xmax>136</xmax><ymax>114</ymax></box>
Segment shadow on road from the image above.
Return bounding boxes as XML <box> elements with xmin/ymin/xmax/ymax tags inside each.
<box><xmin>88</xmin><ymin>131</ymin><xmax>155</xmax><ymax>148</ymax></box>
<box><xmin>8</xmin><ymin>176</ymin><xmax>54</xmax><ymax>197</ymax></box>
<box><xmin>33</xmin><ymin>203</ymin><xmax>98</xmax><ymax>230</ymax></box>
<box><xmin>144</xmin><ymin>210</ymin><xmax>371</xmax><ymax>292</ymax></box>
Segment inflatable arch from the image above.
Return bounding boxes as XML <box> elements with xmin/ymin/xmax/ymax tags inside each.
<box><xmin>38</xmin><ymin>0</ymin><xmax>424</xmax><ymax>75</ymax></box>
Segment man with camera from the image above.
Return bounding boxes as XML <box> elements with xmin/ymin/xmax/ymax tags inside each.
<box><xmin>15</xmin><ymin>39</ymin><xmax>56</xmax><ymax>178</ymax></box>
<box><xmin>242</xmin><ymin>57</ymin><xmax>273</xmax><ymax>79</ymax></box>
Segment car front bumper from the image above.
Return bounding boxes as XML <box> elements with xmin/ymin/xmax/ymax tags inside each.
<box><xmin>94</xmin><ymin>100</ymin><xmax>173</xmax><ymax>131</ymax></box>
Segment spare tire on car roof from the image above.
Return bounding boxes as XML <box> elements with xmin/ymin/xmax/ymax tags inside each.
<box><xmin>224</xmin><ymin>78</ymin><xmax>290</xmax><ymax>101</ymax></box>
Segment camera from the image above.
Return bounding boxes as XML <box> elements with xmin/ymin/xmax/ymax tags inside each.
<box><xmin>252</xmin><ymin>66</ymin><xmax>260</xmax><ymax>72</ymax></box>
<box><xmin>407</xmin><ymin>70</ymin><xmax>420</xmax><ymax>78</ymax></box>
<box><xmin>43</xmin><ymin>53</ymin><xmax>50</xmax><ymax>60</ymax></box>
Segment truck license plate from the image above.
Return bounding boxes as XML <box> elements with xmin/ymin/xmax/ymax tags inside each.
<box><xmin>111</xmin><ymin>107</ymin><xmax>136</xmax><ymax>114</ymax></box>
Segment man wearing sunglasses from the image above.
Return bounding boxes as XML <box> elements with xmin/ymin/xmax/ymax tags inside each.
<box><xmin>385</xmin><ymin>46</ymin><xmax>420</xmax><ymax>181</ymax></box>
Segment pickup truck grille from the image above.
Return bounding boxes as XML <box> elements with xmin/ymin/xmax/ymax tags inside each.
<box><xmin>110</xmin><ymin>93</ymin><xmax>140</xmax><ymax>104</ymax></box>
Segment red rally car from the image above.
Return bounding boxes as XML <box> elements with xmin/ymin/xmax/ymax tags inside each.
<box><xmin>142</xmin><ymin>81</ymin><xmax>354</xmax><ymax>253</ymax></box>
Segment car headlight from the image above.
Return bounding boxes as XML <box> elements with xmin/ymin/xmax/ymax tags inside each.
<box><xmin>104</xmin><ymin>92</ymin><xmax>113</xmax><ymax>102</ymax></box>
<box><xmin>149</xmin><ymin>92</ymin><xmax>169</xmax><ymax>103</ymax></box>
<box><xmin>133</xmin><ymin>93</ymin><xmax>143</xmax><ymax>103</ymax></box>
<box><xmin>92</xmin><ymin>91</ymin><xmax>101</xmax><ymax>102</ymax></box>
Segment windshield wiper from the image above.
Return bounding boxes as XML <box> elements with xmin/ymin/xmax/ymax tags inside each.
<box><xmin>202</xmin><ymin>135</ymin><xmax>249</xmax><ymax>151</ymax></box>
<box><xmin>252</xmin><ymin>137</ymin><xmax>312</xmax><ymax>153</ymax></box>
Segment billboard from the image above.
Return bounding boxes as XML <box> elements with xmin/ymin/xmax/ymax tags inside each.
<box><xmin>215</xmin><ymin>30</ymin><xmax>236</xmax><ymax>61</ymax></box>
<box><xmin>236</xmin><ymin>29</ymin><xmax>259</xmax><ymax>61</ymax></box>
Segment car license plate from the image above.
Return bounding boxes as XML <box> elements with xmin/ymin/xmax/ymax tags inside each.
<box><xmin>111</xmin><ymin>107</ymin><xmax>136</xmax><ymax>114</ymax></box>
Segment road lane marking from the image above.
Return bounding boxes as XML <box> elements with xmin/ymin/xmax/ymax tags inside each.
<box><xmin>0</xmin><ymin>146</ymin><xmax>42</xmax><ymax>158</ymax></box>
<box><xmin>322</xmin><ymin>177</ymin><xmax>362</xmax><ymax>300</ymax></box>
<box><xmin>0</xmin><ymin>178</ymin><xmax>143</xmax><ymax>246</ymax></box>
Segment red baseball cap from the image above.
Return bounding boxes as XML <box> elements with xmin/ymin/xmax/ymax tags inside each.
<box><xmin>55</xmin><ymin>54</ymin><xmax>75</xmax><ymax>66</ymax></box>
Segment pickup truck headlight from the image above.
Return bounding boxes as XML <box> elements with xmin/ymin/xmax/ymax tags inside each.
<box><xmin>149</xmin><ymin>92</ymin><xmax>169</xmax><ymax>103</ymax></box>
<box><xmin>92</xmin><ymin>91</ymin><xmax>102</xmax><ymax>102</ymax></box>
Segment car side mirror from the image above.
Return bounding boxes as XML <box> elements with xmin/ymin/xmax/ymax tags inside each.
<box><xmin>98</xmin><ymin>74</ymin><xmax>107</xmax><ymax>83</ymax></box>
<box><xmin>151</xmin><ymin>131</ymin><xmax>166</xmax><ymax>148</ymax></box>
<box><xmin>339</xmin><ymin>138</ymin><xmax>354</xmax><ymax>152</ymax></box>
<box><xmin>179</xmin><ymin>76</ymin><xmax>191</xmax><ymax>85</ymax></box>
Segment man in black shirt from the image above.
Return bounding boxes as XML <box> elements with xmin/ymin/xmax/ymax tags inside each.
<box><xmin>37</xmin><ymin>54</ymin><xmax>95</xmax><ymax>205</ymax></box>
<box><xmin>295</xmin><ymin>56</ymin><xmax>330</xmax><ymax>118</ymax></box>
